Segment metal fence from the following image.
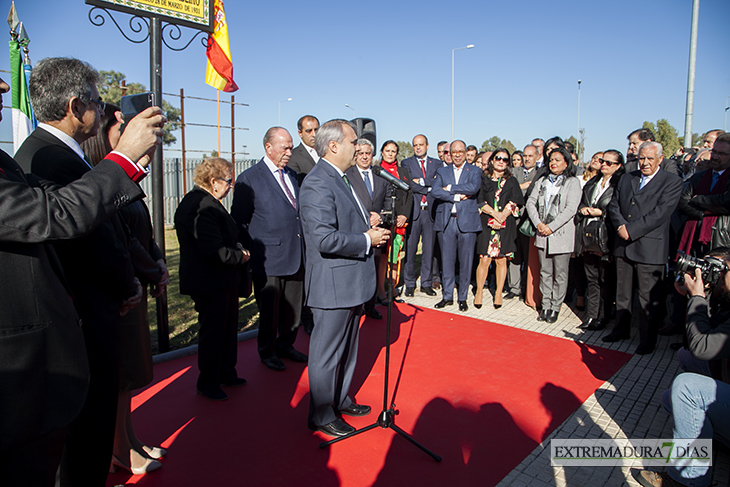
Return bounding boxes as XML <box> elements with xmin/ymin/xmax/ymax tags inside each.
<box><xmin>139</xmin><ymin>157</ymin><xmax>259</xmax><ymax>226</ymax></box>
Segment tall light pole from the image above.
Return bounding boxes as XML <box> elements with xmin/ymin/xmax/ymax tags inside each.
<box><xmin>683</xmin><ymin>0</ymin><xmax>700</xmax><ymax>148</ymax></box>
<box><xmin>278</xmin><ymin>97</ymin><xmax>292</xmax><ymax>126</ymax></box>
<box><xmin>576</xmin><ymin>79</ymin><xmax>581</xmax><ymax>164</ymax></box>
<box><xmin>345</xmin><ymin>103</ymin><xmax>355</xmax><ymax>119</ymax></box>
<box><xmin>452</xmin><ymin>44</ymin><xmax>474</xmax><ymax>141</ymax></box>
<box><xmin>725</xmin><ymin>96</ymin><xmax>729</xmax><ymax>132</ymax></box>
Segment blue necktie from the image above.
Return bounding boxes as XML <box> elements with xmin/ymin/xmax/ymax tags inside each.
<box><xmin>711</xmin><ymin>171</ymin><xmax>720</xmax><ymax>191</ymax></box>
<box><xmin>363</xmin><ymin>170</ymin><xmax>373</xmax><ymax>198</ymax></box>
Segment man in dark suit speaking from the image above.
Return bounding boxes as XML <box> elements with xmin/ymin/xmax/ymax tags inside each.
<box><xmin>603</xmin><ymin>141</ymin><xmax>682</xmax><ymax>354</ymax></box>
<box><xmin>299</xmin><ymin>119</ymin><xmax>390</xmax><ymax>438</ymax></box>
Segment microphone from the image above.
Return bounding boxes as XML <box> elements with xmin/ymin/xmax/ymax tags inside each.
<box><xmin>372</xmin><ymin>165</ymin><xmax>410</xmax><ymax>191</ymax></box>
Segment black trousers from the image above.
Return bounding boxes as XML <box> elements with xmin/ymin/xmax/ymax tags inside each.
<box><xmin>252</xmin><ymin>266</ymin><xmax>303</xmax><ymax>359</ymax></box>
<box><xmin>59</xmin><ymin>311</ymin><xmax>120</xmax><ymax>487</ymax></box>
<box><xmin>613</xmin><ymin>256</ymin><xmax>665</xmax><ymax>347</ymax></box>
<box><xmin>193</xmin><ymin>289</ymin><xmax>240</xmax><ymax>392</ymax></box>
<box><xmin>1</xmin><ymin>427</ymin><xmax>66</xmax><ymax>487</ymax></box>
<box><xmin>583</xmin><ymin>253</ymin><xmax>615</xmax><ymax>321</ymax></box>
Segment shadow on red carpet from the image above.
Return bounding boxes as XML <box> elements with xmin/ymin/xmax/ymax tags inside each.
<box><xmin>107</xmin><ymin>303</ymin><xmax>630</xmax><ymax>487</ymax></box>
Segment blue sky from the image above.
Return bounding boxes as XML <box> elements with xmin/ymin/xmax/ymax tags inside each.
<box><xmin>1</xmin><ymin>0</ymin><xmax>729</xmax><ymax>161</ymax></box>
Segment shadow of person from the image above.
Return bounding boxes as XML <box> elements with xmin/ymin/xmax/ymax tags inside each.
<box><xmin>349</xmin><ymin>303</ymin><xmax>415</xmax><ymax>401</ymax></box>
<box><xmin>371</xmin><ymin>397</ymin><xmax>538</xmax><ymax>487</ymax></box>
<box><xmin>563</xmin><ymin>329</ymin><xmax>631</xmax><ymax>382</ymax></box>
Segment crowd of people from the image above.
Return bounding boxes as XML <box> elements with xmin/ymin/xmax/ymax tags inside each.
<box><xmin>1</xmin><ymin>52</ymin><xmax>730</xmax><ymax>486</ymax></box>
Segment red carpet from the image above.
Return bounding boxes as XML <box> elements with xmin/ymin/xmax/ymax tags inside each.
<box><xmin>108</xmin><ymin>304</ymin><xmax>630</xmax><ymax>487</ymax></box>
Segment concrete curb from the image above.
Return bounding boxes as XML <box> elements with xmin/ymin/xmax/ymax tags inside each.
<box><xmin>152</xmin><ymin>329</ymin><xmax>258</xmax><ymax>365</ymax></box>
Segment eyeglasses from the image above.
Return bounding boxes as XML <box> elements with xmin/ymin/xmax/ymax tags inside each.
<box><xmin>494</xmin><ymin>156</ymin><xmax>509</xmax><ymax>162</ymax></box>
<box><xmin>89</xmin><ymin>97</ymin><xmax>106</xmax><ymax>112</ymax></box>
<box><xmin>599</xmin><ymin>158</ymin><xmax>620</xmax><ymax>166</ymax></box>
<box><xmin>217</xmin><ymin>177</ymin><xmax>233</xmax><ymax>186</ymax></box>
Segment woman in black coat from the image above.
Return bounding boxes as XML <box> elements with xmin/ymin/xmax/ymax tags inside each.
<box><xmin>474</xmin><ymin>149</ymin><xmax>524</xmax><ymax>309</ymax></box>
<box><xmin>175</xmin><ymin>157</ymin><xmax>250</xmax><ymax>401</ymax></box>
<box><xmin>574</xmin><ymin>149</ymin><xmax>625</xmax><ymax>330</ymax></box>
<box><xmin>82</xmin><ymin>104</ymin><xmax>169</xmax><ymax>475</ymax></box>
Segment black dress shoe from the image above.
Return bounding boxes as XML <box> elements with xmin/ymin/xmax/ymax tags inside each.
<box><xmin>434</xmin><ymin>299</ymin><xmax>453</xmax><ymax>308</ymax></box>
<box><xmin>365</xmin><ymin>307</ymin><xmax>382</xmax><ymax>319</ymax></box>
<box><xmin>602</xmin><ymin>332</ymin><xmax>630</xmax><ymax>343</ymax></box>
<box><xmin>340</xmin><ymin>403</ymin><xmax>371</xmax><ymax>417</ymax></box>
<box><xmin>458</xmin><ymin>301</ymin><xmax>468</xmax><ymax>312</ymax></box>
<box><xmin>585</xmin><ymin>319</ymin><xmax>605</xmax><ymax>331</ymax></box>
<box><xmin>221</xmin><ymin>377</ymin><xmax>247</xmax><ymax>387</ymax></box>
<box><xmin>197</xmin><ymin>388</ymin><xmax>228</xmax><ymax>401</ymax></box>
<box><xmin>316</xmin><ymin>419</ymin><xmax>355</xmax><ymax>438</ymax></box>
<box><xmin>537</xmin><ymin>309</ymin><xmax>548</xmax><ymax>322</ymax></box>
<box><xmin>421</xmin><ymin>286</ymin><xmax>437</xmax><ymax>296</ymax></box>
<box><xmin>659</xmin><ymin>324</ymin><xmax>683</xmax><ymax>336</ymax></box>
<box><xmin>635</xmin><ymin>345</ymin><xmax>655</xmax><ymax>355</ymax></box>
<box><xmin>546</xmin><ymin>310</ymin><xmax>559</xmax><ymax>323</ymax></box>
<box><xmin>504</xmin><ymin>292</ymin><xmax>519</xmax><ymax>300</ymax></box>
<box><xmin>404</xmin><ymin>287</ymin><xmax>415</xmax><ymax>297</ymax></box>
<box><xmin>579</xmin><ymin>318</ymin><xmax>599</xmax><ymax>329</ymax></box>
<box><xmin>278</xmin><ymin>348</ymin><xmax>308</xmax><ymax>363</ymax></box>
<box><xmin>261</xmin><ymin>356</ymin><xmax>287</xmax><ymax>371</ymax></box>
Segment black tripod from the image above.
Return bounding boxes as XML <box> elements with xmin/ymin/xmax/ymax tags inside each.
<box><xmin>319</xmin><ymin>186</ymin><xmax>441</xmax><ymax>462</ymax></box>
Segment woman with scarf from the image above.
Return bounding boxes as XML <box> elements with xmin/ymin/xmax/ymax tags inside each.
<box><xmin>474</xmin><ymin>149</ymin><xmax>524</xmax><ymax>309</ymax></box>
<box><xmin>376</xmin><ymin>140</ymin><xmax>413</xmax><ymax>302</ymax></box>
<box><xmin>526</xmin><ymin>147</ymin><xmax>581</xmax><ymax>323</ymax></box>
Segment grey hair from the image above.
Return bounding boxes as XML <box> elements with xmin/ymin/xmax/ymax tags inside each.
<box><xmin>29</xmin><ymin>57</ymin><xmax>100</xmax><ymax>122</ymax></box>
<box><xmin>314</xmin><ymin>119</ymin><xmax>356</xmax><ymax>157</ymax></box>
<box><xmin>639</xmin><ymin>141</ymin><xmax>663</xmax><ymax>158</ymax></box>
<box><xmin>356</xmin><ymin>138</ymin><xmax>375</xmax><ymax>154</ymax></box>
<box><xmin>263</xmin><ymin>126</ymin><xmax>288</xmax><ymax>147</ymax></box>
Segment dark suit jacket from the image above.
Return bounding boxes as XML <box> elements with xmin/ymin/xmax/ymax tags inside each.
<box><xmin>15</xmin><ymin>128</ymin><xmax>139</xmax><ymax>311</ymax></box>
<box><xmin>608</xmin><ymin>169</ymin><xmax>683</xmax><ymax>265</ymax></box>
<box><xmin>400</xmin><ymin>155</ymin><xmax>439</xmax><ymax>221</ymax></box>
<box><xmin>431</xmin><ymin>163</ymin><xmax>482</xmax><ymax>233</ymax></box>
<box><xmin>175</xmin><ymin>187</ymin><xmax>247</xmax><ymax>296</ymax></box>
<box><xmin>0</xmin><ymin>149</ymin><xmax>142</xmax><ymax>451</ymax></box>
<box><xmin>345</xmin><ymin>165</ymin><xmax>388</xmax><ymax>215</ymax></box>
<box><xmin>299</xmin><ymin>159</ymin><xmax>376</xmax><ymax>309</ymax></box>
<box><xmin>288</xmin><ymin>143</ymin><xmax>317</xmax><ymax>186</ymax></box>
<box><xmin>230</xmin><ymin>159</ymin><xmax>304</xmax><ymax>277</ymax></box>
<box><xmin>376</xmin><ymin>164</ymin><xmax>414</xmax><ymax>225</ymax></box>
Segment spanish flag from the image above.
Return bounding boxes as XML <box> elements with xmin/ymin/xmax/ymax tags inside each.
<box><xmin>205</xmin><ymin>0</ymin><xmax>238</xmax><ymax>92</ymax></box>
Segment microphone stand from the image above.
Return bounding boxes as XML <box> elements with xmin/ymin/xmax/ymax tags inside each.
<box><xmin>319</xmin><ymin>182</ymin><xmax>441</xmax><ymax>462</ymax></box>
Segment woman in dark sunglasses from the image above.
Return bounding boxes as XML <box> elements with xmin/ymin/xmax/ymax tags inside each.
<box><xmin>474</xmin><ymin>149</ymin><xmax>524</xmax><ymax>309</ymax></box>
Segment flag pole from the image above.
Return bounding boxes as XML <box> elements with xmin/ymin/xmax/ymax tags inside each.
<box><xmin>217</xmin><ymin>89</ymin><xmax>221</xmax><ymax>155</ymax></box>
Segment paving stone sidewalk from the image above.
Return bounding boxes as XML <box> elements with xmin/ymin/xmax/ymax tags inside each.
<box><xmin>401</xmin><ymin>285</ymin><xmax>730</xmax><ymax>487</ymax></box>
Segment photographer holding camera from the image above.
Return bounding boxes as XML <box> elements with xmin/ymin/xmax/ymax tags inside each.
<box><xmin>632</xmin><ymin>250</ymin><xmax>730</xmax><ymax>487</ymax></box>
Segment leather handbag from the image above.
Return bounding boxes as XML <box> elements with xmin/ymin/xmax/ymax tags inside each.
<box><xmin>518</xmin><ymin>217</ymin><xmax>536</xmax><ymax>238</ymax></box>
<box><xmin>581</xmin><ymin>218</ymin><xmax>608</xmax><ymax>255</ymax></box>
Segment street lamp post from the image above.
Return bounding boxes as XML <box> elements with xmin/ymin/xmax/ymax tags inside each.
<box><xmin>451</xmin><ymin>44</ymin><xmax>474</xmax><ymax>141</ymax></box>
<box><xmin>345</xmin><ymin>103</ymin><xmax>355</xmax><ymax>119</ymax></box>
<box><xmin>577</xmin><ymin>79</ymin><xmax>581</xmax><ymax>164</ymax></box>
<box><xmin>278</xmin><ymin>97</ymin><xmax>292</xmax><ymax>126</ymax></box>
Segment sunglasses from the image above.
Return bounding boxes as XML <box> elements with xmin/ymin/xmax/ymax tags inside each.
<box><xmin>494</xmin><ymin>156</ymin><xmax>509</xmax><ymax>162</ymax></box>
<box><xmin>599</xmin><ymin>158</ymin><xmax>620</xmax><ymax>166</ymax></box>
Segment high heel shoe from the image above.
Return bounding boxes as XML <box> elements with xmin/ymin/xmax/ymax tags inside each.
<box><xmin>493</xmin><ymin>303</ymin><xmax>502</xmax><ymax>309</ymax></box>
<box><xmin>474</xmin><ymin>303</ymin><xmax>482</xmax><ymax>309</ymax></box>
<box><xmin>141</xmin><ymin>445</ymin><xmax>166</xmax><ymax>459</ymax></box>
<box><xmin>110</xmin><ymin>454</ymin><xmax>162</xmax><ymax>475</ymax></box>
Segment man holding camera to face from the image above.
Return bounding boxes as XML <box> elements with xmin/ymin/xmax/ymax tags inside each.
<box><xmin>632</xmin><ymin>250</ymin><xmax>730</xmax><ymax>487</ymax></box>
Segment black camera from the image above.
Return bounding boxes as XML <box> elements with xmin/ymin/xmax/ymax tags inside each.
<box><xmin>675</xmin><ymin>251</ymin><xmax>727</xmax><ymax>288</ymax></box>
